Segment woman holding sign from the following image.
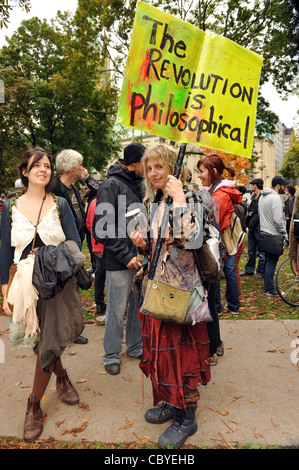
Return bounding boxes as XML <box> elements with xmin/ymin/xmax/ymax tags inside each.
<box><xmin>130</xmin><ymin>143</ymin><xmax>210</xmax><ymax>449</ymax></box>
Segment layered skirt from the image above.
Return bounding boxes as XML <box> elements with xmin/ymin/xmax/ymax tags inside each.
<box><xmin>139</xmin><ymin>315</ymin><xmax>211</xmax><ymax>410</ymax></box>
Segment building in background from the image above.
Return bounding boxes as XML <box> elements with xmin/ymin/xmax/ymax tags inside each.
<box><xmin>106</xmin><ymin>119</ymin><xmax>296</xmax><ymax>190</ymax></box>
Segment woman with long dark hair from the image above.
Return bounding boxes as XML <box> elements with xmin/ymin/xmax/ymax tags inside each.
<box><xmin>0</xmin><ymin>147</ymin><xmax>83</xmax><ymax>442</ymax></box>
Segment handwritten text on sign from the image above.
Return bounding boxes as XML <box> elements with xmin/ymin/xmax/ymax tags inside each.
<box><xmin>117</xmin><ymin>2</ymin><xmax>263</xmax><ymax>158</ymax></box>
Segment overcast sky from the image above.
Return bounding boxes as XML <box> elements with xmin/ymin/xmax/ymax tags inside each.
<box><xmin>1</xmin><ymin>0</ymin><xmax>298</xmax><ymax>129</ymax></box>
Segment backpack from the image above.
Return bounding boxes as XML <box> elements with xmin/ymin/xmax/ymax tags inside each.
<box><xmin>193</xmin><ymin>196</ymin><xmax>224</xmax><ymax>282</ymax></box>
<box><xmin>221</xmin><ymin>209</ymin><xmax>245</xmax><ymax>255</ymax></box>
<box><xmin>209</xmin><ymin>183</ymin><xmax>246</xmax><ymax>256</ymax></box>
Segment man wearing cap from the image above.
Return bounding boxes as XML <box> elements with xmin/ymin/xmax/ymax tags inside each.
<box><xmin>258</xmin><ymin>175</ymin><xmax>289</xmax><ymax>296</ymax></box>
<box><xmin>93</xmin><ymin>143</ymin><xmax>145</xmax><ymax>375</ymax></box>
<box><xmin>241</xmin><ymin>178</ymin><xmax>265</xmax><ymax>279</ymax></box>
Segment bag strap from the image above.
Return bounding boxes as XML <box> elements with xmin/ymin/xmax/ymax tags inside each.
<box><xmin>30</xmin><ymin>194</ymin><xmax>47</xmax><ymax>253</ymax></box>
<box><xmin>208</xmin><ymin>179</ymin><xmax>222</xmax><ymax>195</ymax></box>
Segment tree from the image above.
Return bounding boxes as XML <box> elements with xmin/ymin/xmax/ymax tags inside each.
<box><xmin>0</xmin><ymin>0</ymin><xmax>31</xmax><ymax>29</ymax></box>
<box><xmin>280</xmin><ymin>131</ymin><xmax>299</xmax><ymax>181</ymax></box>
<box><xmin>0</xmin><ymin>13</ymin><xmax>121</xmax><ymax>188</ymax></box>
<box><xmin>81</xmin><ymin>0</ymin><xmax>299</xmax><ymax>137</ymax></box>
<box><xmin>199</xmin><ymin>146</ymin><xmax>251</xmax><ymax>184</ymax></box>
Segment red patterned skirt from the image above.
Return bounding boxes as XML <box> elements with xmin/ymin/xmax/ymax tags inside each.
<box><xmin>139</xmin><ymin>314</ymin><xmax>211</xmax><ymax>410</ymax></box>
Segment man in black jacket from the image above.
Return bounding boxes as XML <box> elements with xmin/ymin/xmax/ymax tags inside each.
<box><xmin>93</xmin><ymin>143</ymin><xmax>145</xmax><ymax>375</ymax></box>
<box><xmin>52</xmin><ymin>149</ymin><xmax>99</xmax><ymax>345</ymax></box>
<box><xmin>52</xmin><ymin>149</ymin><xmax>99</xmax><ymax>243</ymax></box>
<box><xmin>241</xmin><ymin>178</ymin><xmax>265</xmax><ymax>279</ymax></box>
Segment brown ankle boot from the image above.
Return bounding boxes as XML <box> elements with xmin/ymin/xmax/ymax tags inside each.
<box><xmin>24</xmin><ymin>395</ymin><xmax>43</xmax><ymax>442</ymax></box>
<box><xmin>56</xmin><ymin>370</ymin><xmax>79</xmax><ymax>405</ymax></box>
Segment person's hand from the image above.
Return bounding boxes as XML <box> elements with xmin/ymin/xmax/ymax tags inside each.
<box><xmin>2</xmin><ymin>286</ymin><xmax>12</xmax><ymax>316</ymax></box>
<box><xmin>126</xmin><ymin>256</ymin><xmax>142</xmax><ymax>270</ymax></box>
<box><xmin>166</xmin><ymin>175</ymin><xmax>186</xmax><ymax>205</ymax></box>
<box><xmin>130</xmin><ymin>230</ymin><xmax>147</xmax><ymax>250</ymax></box>
<box><xmin>294</xmin><ymin>261</ymin><xmax>299</xmax><ymax>277</ymax></box>
<box><xmin>3</xmin><ymin>298</ymin><xmax>12</xmax><ymax>316</ymax></box>
<box><xmin>81</xmin><ymin>167</ymin><xmax>89</xmax><ymax>180</ymax></box>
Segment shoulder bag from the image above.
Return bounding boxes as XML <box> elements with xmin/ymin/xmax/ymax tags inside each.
<box><xmin>258</xmin><ymin>231</ymin><xmax>284</xmax><ymax>257</ymax></box>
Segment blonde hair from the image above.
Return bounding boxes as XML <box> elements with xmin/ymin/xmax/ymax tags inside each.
<box><xmin>142</xmin><ymin>144</ymin><xmax>186</xmax><ymax>202</ymax></box>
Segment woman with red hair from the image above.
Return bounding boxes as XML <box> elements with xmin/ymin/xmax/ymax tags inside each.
<box><xmin>197</xmin><ymin>154</ymin><xmax>241</xmax><ymax>315</ymax></box>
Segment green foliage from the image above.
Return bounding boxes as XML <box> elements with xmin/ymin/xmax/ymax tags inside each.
<box><xmin>0</xmin><ymin>13</ymin><xmax>121</xmax><ymax>189</ymax></box>
<box><xmin>0</xmin><ymin>0</ymin><xmax>31</xmax><ymax>29</ymax></box>
<box><xmin>280</xmin><ymin>131</ymin><xmax>299</xmax><ymax>180</ymax></box>
<box><xmin>82</xmin><ymin>0</ymin><xmax>299</xmax><ymax>136</ymax></box>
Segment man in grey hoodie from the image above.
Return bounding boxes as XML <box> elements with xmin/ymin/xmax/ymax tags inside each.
<box><xmin>258</xmin><ymin>175</ymin><xmax>289</xmax><ymax>295</ymax></box>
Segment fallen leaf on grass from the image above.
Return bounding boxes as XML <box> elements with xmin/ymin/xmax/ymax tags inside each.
<box><xmin>14</xmin><ymin>381</ymin><xmax>22</xmax><ymax>387</ymax></box>
<box><xmin>62</xmin><ymin>418</ymin><xmax>90</xmax><ymax>437</ymax></box>
<box><xmin>208</xmin><ymin>407</ymin><xmax>229</xmax><ymax>416</ymax></box>
<box><xmin>76</xmin><ymin>378</ymin><xmax>88</xmax><ymax>383</ymax></box>
<box><xmin>267</xmin><ymin>349</ymin><xmax>277</xmax><ymax>353</ymax></box>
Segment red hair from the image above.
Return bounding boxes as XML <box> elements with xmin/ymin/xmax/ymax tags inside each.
<box><xmin>197</xmin><ymin>154</ymin><xmax>235</xmax><ymax>185</ymax></box>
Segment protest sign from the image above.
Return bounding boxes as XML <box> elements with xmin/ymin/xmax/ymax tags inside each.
<box><xmin>117</xmin><ymin>1</ymin><xmax>263</xmax><ymax>158</ymax></box>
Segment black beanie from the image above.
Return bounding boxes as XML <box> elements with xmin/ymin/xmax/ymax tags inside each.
<box><xmin>124</xmin><ymin>143</ymin><xmax>146</xmax><ymax>165</ymax></box>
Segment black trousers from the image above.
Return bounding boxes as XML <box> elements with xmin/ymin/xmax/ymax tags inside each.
<box><xmin>94</xmin><ymin>255</ymin><xmax>106</xmax><ymax>307</ymax></box>
<box><xmin>205</xmin><ymin>281</ymin><xmax>222</xmax><ymax>356</ymax></box>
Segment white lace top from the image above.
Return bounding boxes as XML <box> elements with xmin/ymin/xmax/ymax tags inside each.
<box><xmin>11</xmin><ymin>203</ymin><xmax>66</xmax><ymax>263</ymax></box>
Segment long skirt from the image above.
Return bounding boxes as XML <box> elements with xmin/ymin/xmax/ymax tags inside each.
<box><xmin>139</xmin><ymin>314</ymin><xmax>211</xmax><ymax>410</ymax></box>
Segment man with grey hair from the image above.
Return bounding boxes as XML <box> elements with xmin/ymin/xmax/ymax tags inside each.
<box><xmin>53</xmin><ymin>149</ymin><xmax>99</xmax><ymax>242</ymax></box>
<box><xmin>52</xmin><ymin>149</ymin><xmax>99</xmax><ymax>345</ymax></box>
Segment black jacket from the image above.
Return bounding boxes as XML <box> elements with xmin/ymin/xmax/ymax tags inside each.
<box><xmin>92</xmin><ymin>159</ymin><xmax>144</xmax><ymax>270</ymax></box>
<box><xmin>33</xmin><ymin>241</ymin><xmax>85</xmax><ymax>300</ymax></box>
<box><xmin>246</xmin><ymin>194</ymin><xmax>260</xmax><ymax>231</ymax></box>
<box><xmin>284</xmin><ymin>195</ymin><xmax>295</xmax><ymax>219</ymax></box>
<box><xmin>52</xmin><ymin>175</ymin><xmax>99</xmax><ymax>242</ymax></box>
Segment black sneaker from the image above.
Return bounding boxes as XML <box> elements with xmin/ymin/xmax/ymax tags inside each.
<box><xmin>96</xmin><ymin>303</ymin><xmax>106</xmax><ymax>314</ymax></box>
<box><xmin>265</xmin><ymin>290</ymin><xmax>279</xmax><ymax>296</ymax></box>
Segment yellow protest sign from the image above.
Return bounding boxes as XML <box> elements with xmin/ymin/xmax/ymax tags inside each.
<box><xmin>117</xmin><ymin>1</ymin><xmax>263</xmax><ymax>158</ymax></box>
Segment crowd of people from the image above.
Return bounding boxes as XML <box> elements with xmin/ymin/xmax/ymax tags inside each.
<box><xmin>0</xmin><ymin>143</ymin><xmax>297</xmax><ymax>448</ymax></box>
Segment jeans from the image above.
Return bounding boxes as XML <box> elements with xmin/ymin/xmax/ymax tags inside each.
<box><xmin>103</xmin><ymin>269</ymin><xmax>142</xmax><ymax>365</ymax></box>
<box><xmin>245</xmin><ymin>229</ymin><xmax>265</xmax><ymax>275</ymax></box>
<box><xmin>263</xmin><ymin>253</ymin><xmax>279</xmax><ymax>293</ymax></box>
<box><xmin>216</xmin><ymin>254</ymin><xmax>240</xmax><ymax>313</ymax></box>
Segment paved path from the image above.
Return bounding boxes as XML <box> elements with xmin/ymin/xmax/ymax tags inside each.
<box><xmin>0</xmin><ymin>316</ymin><xmax>298</xmax><ymax>448</ymax></box>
